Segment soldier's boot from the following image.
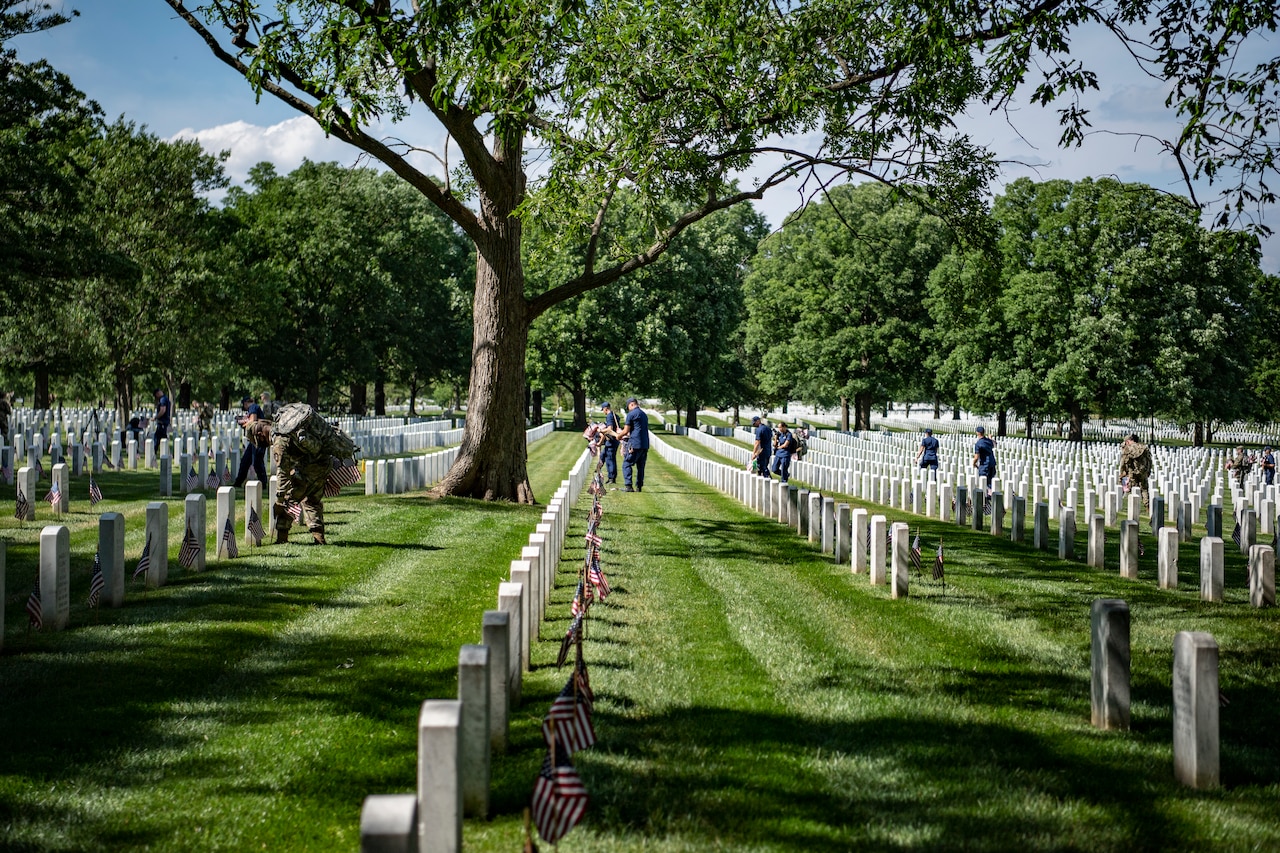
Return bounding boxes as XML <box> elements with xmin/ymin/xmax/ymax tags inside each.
<box><xmin>274</xmin><ymin>529</ymin><xmax>289</xmax><ymax>545</ymax></box>
<box><xmin>311</xmin><ymin>531</ymin><xmax>327</xmax><ymax>545</ymax></box>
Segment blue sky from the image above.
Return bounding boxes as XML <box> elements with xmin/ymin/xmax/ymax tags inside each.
<box><xmin>15</xmin><ymin>0</ymin><xmax>1278</xmax><ymax>272</ymax></box>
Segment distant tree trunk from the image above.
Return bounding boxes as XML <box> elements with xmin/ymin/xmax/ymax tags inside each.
<box><xmin>1193</xmin><ymin>421</ymin><xmax>1204</xmax><ymax>447</ymax></box>
<box><xmin>853</xmin><ymin>392</ymin><xmax>872</xmax><ymax>430</ymax></box>
<box><xmin>997</xmin><ymin>409</ymin><xmax>1007</xmax><ymax>437</ymax></box>
<box><xmin>686</xmin><ymin>402</ymin><xmax>699</xmax><ymax>430</ymax></box>
<box><xmin>732</xmin><ymin>403</ymin><xmax>740</xmax><ymax>426</ymax></box>
<box><xmin>1068</xmin><ymin>402</ymin><xmax>1085</xmax><ymax>442</ymax></box>
<box><xmin>407</xmin><ymin>378</ymin><xmax>419</xmax><ymax>416</ymax></box>
<box><xmin>532</xmin><ymin>389</ymin><xmax>543</xmax><ymax>426</ymax></box>
<box><xmin>34</xmin><ymin>364</ymin><xmax>50</xmax><ymax>409</ymax></box>
<box><xmin>375</xmin><ymin>378</ymin><xmax>386</xmax><ymax>416</ymax></box>
<box><xmin>307</xmin><ymin>383</ymin><xmax>320</xmax><ymax>408</ymax></box>
<box><xmin>1206</xmin><ymin>420</ymin><xmax>1216</xmax><ymax>444</ymax></box>
<box><xmin>933</xmin><ymin>395</ymin><xmax>941</xmax><ymax>418</ymax></box>
<box><xmin>571</xmin><ymin>381</ymin><xmax>587</xmax><ymax>430</ymax></box>
<box><xmin>178</xmin><ymin>381</ymin><xmax>191</xmax><ymax>410</ymax></box>
<box><xmin>841</xmin><ymin>395</ymin><xmax>850</xmax><ymax>431</ymax></box>
<box><xmin>524</xmin><ymin>384</ymin><xmax>532</xmax><ymax>423</ymax></box>
<box><xmin>349</xmin><ymin>383</ymin><xmax>367</xmax><ymax>415</ymax></box>
<box><xmin>782</xmin><ymin>401</ymin><xmax>788</xmax><ymax>414</ymax></box>
<box><xmin>1025</xmin><ymin>413</ymin><xmax>1033</xmax><ymax>438</ymax></box>
<box><xmin>220</xmin><ymin>384</ymin><xmax>231</xmax><ymax>411</ymax></box>
<box><xmin>674</xmin><ymin>404</ymin><xmax>682</xmax><ymax>427</ymax></box>
<box><xmin>952</xmin><ymin>404</ymin><xmax>961</xmax><ymax>420</ymax></box>
<box><xmin>883</xmin><ymin>402</ymin><xmax>890</xmax><ymax>417</ymax></box>
<box><xmin>113</xmin><ymin>369</ymin><xmax>133</xmax><ymax>426</ymax></box>
<box><xmin>905</xmin><ymin>403</ymin><xmax>911</xmax><ymax>417</ymax></box>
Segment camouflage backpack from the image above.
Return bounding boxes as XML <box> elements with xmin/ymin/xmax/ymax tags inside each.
<box><xmin>272</xmin><ymin>403</ymin><xmax>359</xmax><ymax>460</ymax></box>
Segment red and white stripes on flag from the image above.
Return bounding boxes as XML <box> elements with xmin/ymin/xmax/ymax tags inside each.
<box><xmin>89</xmin><ymin>477</ymin><xmax>103</xmax><ymax>506</ymax></box>
<box><xmin>541</xmin><ymin>672</ymin><xmax>596</xmax><ymax>755</ymax></box>
<box><xmin>206</xmin><ymin>469</ymin><xmax>219</xmax><ymax>490</ymax></box>
<box><xmin>178</xmin><ymin>524</ymin><xmax>200</xmax><ymax>569</ymax></box>
<box><xmin>328</xmin><ymin>459</ymin><xmax>361</xmax><ymax>488</ymax></box>
<box><xmin>185</xmin><ymin>467</ymin><xmax>199</xmax><ymax>492</ymax></box>
<box><xmin>88</xmin><ymin>552</ymin><xmax>105</xmax><ymax>607</ymax></box>
<box><xmin>530</xmin><ymin>747</ymin><xmax>589</xmax><ymax>845</ymax></box>
<box><xmin>26</xmin><ymin>582</ymin><xmax>42</xmax><ymax>630</ymax></box>
<box><xmin>221</xmin><ymin>516</ymin><xmax>239</xmax><ymax>559</ymax></box>
<box><xmin>247</xmin><ymin>506</ymin><xmax>265</xmax><ymax>546</ymax></box>
<box><xmin>285</xmin><ymin>501</ymin><xmax>303</xmax><ymax>523</ymax></box>
<box><xmin>587</xmin><ymin>551</ymin><xmax>611</xmax><ymax>599</ymax></box>
<box><xmin>133</xmin><ymin>535</ymin><xmax>152</xmax><ymax>580</ymax></box>
<box><xmin>15</xmin><ymin>488</ymin><xmax>31</xmax><ymax>521</ymax></box>
<box><xmin>44</xmin><ymin>482</ymin><xmax>60</xmax><ymax>508</ymax></box>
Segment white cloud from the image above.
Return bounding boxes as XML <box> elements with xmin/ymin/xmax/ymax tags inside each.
<box><xmin>170</xmin><ymin>116</ymin><xmax>354</xmax><ymax>187</ymax></box>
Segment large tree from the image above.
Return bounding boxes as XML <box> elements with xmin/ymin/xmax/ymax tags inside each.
<box><xmin>166</xmin><ymin>0</ymin><xmax>1280</xmax><ymax>501</ymax></box>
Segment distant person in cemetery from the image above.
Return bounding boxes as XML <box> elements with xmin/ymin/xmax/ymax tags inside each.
<box><xmin>772</xmin><ymin>421</ymin><xmax>797</xmax><ymax>483</ymax></box>
<box><xmin>616</xmin><ymin>397</ymin><xmax>650</xmax><ymax>493</ymax></box>
<box><xmin>1263</xmin><ymin>446</ymin><xmax>1276</xmax><ymax>486</ymax></box>
<box><xmin>599</xmin><ymin>401</ymin><xmax>621</xmax><ymax>484</ymax></box>
<box><xmin>195</xmin><ymin>400</ymin><xmax>215</xmax><ymax>438</ymax></box>
<box><xmin>122</xmin><ymin>416</ymin><xmax>144</xmax><ymax>446</ymax></box>
<box><xmin>259</xmin><ymin>391</ymin><xmax>281</xmax><ymax>421</ymax></box>
<box><xmin>233</xmin><ymin>396</ymin><xmax>269</xmax><ymax>489</ymax></box>
<box><xmin>1118</xmin><ymin>433</ymin><xmax>1153</xmax><ymax>507</ymax></box>
<box><xmin>916</xmin><ymin>427</ymin><xmax>940</xmax><ymax>472</ymax></box>
<box><xmin>1226</xmin><ymin>445</ymin><xmax>1253</xmax><ymax>487</ymax></box>
<box><xmin>972</xmin><ymin>426</ymin><xmax>997</xmax><ymax>488</ymax></box>
<box><xmin>152</xmin><ymin>388</ymin><xmax>171</xmax><ymax>453</ymax></box>
<box><xmin>751</xmin><ymin>415</ymin><xmax>772</xmax><ymax>478</ymax></box>
<box><xmin>0</xmin><ymin>389</ymin><xmax>11</xmax><ymax>444</ymax></box>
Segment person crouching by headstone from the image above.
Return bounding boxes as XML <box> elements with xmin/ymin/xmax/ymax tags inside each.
<box><xmin>772</xmin><ymin>421</ymin><xmax>797</xmax><ymax>483</ymax></box>
<box><xmin>269</xmin><ymin>403</ymin><xmax>358</xmax><ymax>545</ymax></box>
<box><xmin>1119</xmin><ymin>433</ymin><xmax>1153</xmax><ymax>507</ymax></box>
<box><xmin>751</xmin><ymin>415</ymin><xmax>772</xmax><ymax>479</ymax></box>
<box><xmin>917</xmin><ymin>427</ymin><xmax>940</xmax><ymax>475</ymax></box>
<box><xmin>195</xmin><ymin>399</ymin><xmax>214</xmax><ymax>438</ymax></box>
<box><xmin>972</xmin><ymin>426</ymin><xmax>996</xmax><ymax>492</ymax></box>
<box><xmin>1226</xmin><ymin>445</ymin><xmax>1253</xmax><ymax>488</ymax></box>
<box><xmin>600</xmin><ymin>401</ymin><xmax>621</xmax><ymax>485</ymax></box>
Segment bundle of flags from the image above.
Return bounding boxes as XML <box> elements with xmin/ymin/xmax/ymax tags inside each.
<box><xmin>178</xmin><ymin>524</ymin><xmax>200</xmax><ymax>569</ymax></box>
<box><xmin>325</xmin><ymin>458</ymin><xmax>362</xmax><ymax>496</ymax></box>
<box><xmin>89</xmin><ymin>476</ymin><xmax>103</xmax><ymax>507</ymax></box>
<box><xmin>88</xmin><ymin>551</ymin><xmax>105</xmax><ymax>607</ymax></box>
<box><xmin>220</xmin><ymin>516</ymin><xmax>239</xmax><ymax>559</ymax></box>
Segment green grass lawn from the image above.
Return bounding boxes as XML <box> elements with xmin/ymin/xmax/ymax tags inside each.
<box><xmin>3</xmin><ymin>432</ymin><xmax>1278</xmax><ymax>852</ymax></box>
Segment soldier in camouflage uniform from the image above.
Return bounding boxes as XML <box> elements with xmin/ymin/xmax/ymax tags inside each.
<box><xmin>195</xmin><ymin>400</ymin><xmax>214</xmax><ymax>438</ymax></box>
<box><xmin>1119</xmin><ymin>433</ymin><xmax>1153</xmax><ymax>507</ymax></box>
<box><xmin>271</xmin><ymin>429</ymin><xmax>332</xmax><ymax>545</ymax></box>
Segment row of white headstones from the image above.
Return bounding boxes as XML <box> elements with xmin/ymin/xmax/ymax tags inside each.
<box><xmin>654</xmin><ymin>427</ymin><xmax>1273</xmax><ymax>791</ymax></box>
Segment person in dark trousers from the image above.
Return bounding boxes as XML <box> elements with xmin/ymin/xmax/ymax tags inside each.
<box><xmin>233</xmin><ymin>396</ymin><xmax>269</xmax><ymax>488</ymax></box>
<box><xmin>916</xmin><ymin>427</ymin><xmax>940</xmax><ymax>473</ymax></box>
<box><xmin>973</xmin><ymin>426</ymin><xmax>997</xmax><ymax>491</ymax></box>
<box><xmin>772</xmin><ymin>421</ymin><xmax>797</xmax><ymax>483</ymax></box>
<box><xmin>152</xmin><ymin>388</ymin><xmax>171</xmax><ymax>454</ymax></box>
<box><xmin>616</xmin><ymin>397</ymin><xmax>650</xmax><ymax>492</ymax></box>
<box><xmin>751</xmin><ymin>415</ymin><xmax>772</xmax><ymax>478</ymax></box>
<box><xmin>600</xmin><ymin>401</ymin><xmax>621</xmax><ymax>484</ymax></box>
<box><xmin>1263</xmin><ymin>446</ymin><xmax>1276</xmax><ymax>487</ymax></box>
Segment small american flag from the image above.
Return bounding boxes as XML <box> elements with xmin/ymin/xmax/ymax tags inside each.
<box><xmin>88</xmin><ymin>551</ymin><xmax>105</xmax><ymax>607</ymax></box>
<box><xmin>570</xmin><ymin>579</ymin><xmax>589</xmax><ymax>617</ymax></box>
<box><xmin>89</xmin><ymin>476</ymin><xmax>103</xmax><ymax>506</ymax></box>
<box><xmin>541</xmin><ymin>673</ymin><xmax>596</xmax><ymax>755</ymax></box>
<box><xmin>910</xmin><ymin>533</ymin><xmax>922</xmax><ymax>570</ymax></box>
<box><xmin>220</xmin><ymin>516</ymin><xmax>239</xmax><ymax>559</ymax></box>
<box><xmin>221</xmin><ymin>462</ymin><xmax>232</xmax><ymax>485</ymax></box>
<box><xmin>584</xmin><ymin>530</ymin><xmax>602</xmax><ymax>547</ymax></box>
<box><xmin>206</xmin><ymin>469</ymin><xmax>219</xmax><ymax>490</ymax></box>
<box><xmin>556</xmin><ymin>613</ymin><xmax>584</xmax><ymax>668</ymax></box>
<box><xmin>285</xmin><ymin>501</ymin><xmax>303</xmax><ymax>523</ymax></box>
<box><xmin>1232</xmin><ymin>519</ymin><xmax>1242</xmax><ymax>547</ymax></box>
<box><xmin>588</xmin><ymin>551</ymin><xmax>611</xmax><ymax>600</ymax></box>
<box><xmin>1</xmin><ymin>464</ymin><xmax>10</xmax><ymax>482</ymax></box>
<box><xmin>26</xmin><ymin>582</ymin><xmax>43</xmax><ymax>630</ymax></box>
<box><xmin>44</xmin><ymin>481</ymin><xmax>60</xmax><ymax>508</ymax></box>
<box><xmin>133</xmin><ymin>535</ymin><xmax>152</xmax><ymax>580</ymax></box>
<box><xmin>327</xmin><ymin>459</ymin><xmax>361</xmax><ymax>488</ymax></box>
<box><xmin>82</xmin><ymin>438</ymin><xmax>91</xmax><ymax>460</ymax></box>
<box><xmin>34</xmin><ymin>458</ymin><xmax>44</xmax><ymax>480</ymax></box>
<box><xmin>530</xmin><ymin>746</ymin><xmax>589</xmax><ymax>845</ymax></box>
<box><xmin>933</xmin><ymin>540</ymin><xmax>945</xmax><ymax>581</ymax></box>
<box><xmin>101</xmin><ymin>454</ymin><xmax>115</xmax><ymax>470</ymax></box>
<box><xmin>324</xmin><ymin>478</ymin><xmax>341</xmax><ymax>497</ymax></box>
<box><xmin>15</xmin><ymin>488</ymin><xmax>31</xmax><ymax>521</ymax></box>
<box><xmin>185</xmin><ymin>467</ymin><xmax>199</xmax><ymax>492</ymax></box>
<box><xmin>178</xmin><ymin>523</ymin><xmax>200</xmax><ymax>569</ymax></box>
<box><xmin>866</xmin><ymin>522</ymin><xmax>872</xmax><ymax>554</ymax></box>
<box><xmin>247</xmin><ymin>506</ymin><xmax>265</xmax><ymax>546</ymax></box>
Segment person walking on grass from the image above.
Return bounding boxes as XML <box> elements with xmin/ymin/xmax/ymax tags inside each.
<box><xmin>772</xmin><ymin>421</ymin><xmax>797</xmax><ymax>483</ymax></box>
<box><xmin>751</xmin><ymin>415</ymin><xmax>772</xmax><ymax>479</ymax></box>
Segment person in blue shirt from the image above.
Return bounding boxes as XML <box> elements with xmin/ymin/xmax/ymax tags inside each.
<box><xmin>600</xmin><ymin>401</ymin><xmax>622</xmax><ymax>484</ymax></box>
<box><xmin>616</xmin><ymin>397</ymin><xmax>650</xmax><ymax>492</ymax></box>
<box><xmin>752</xmin><ymin>415</ymin><xmax>772</xmax><ymax>478</ymax></box>
<box><xmin>972</xmin><ymin>425</ymin><xmax>997</xmax><ymax>487</ymax></box>
<box><xmin>916</xmin><ymin>427</ymin><xmax>940</xmax><ymax>473</ymax></box>
<box><xmin>1264</xmin><ymin>446</ymin><xmax>1276</xmax><ymax>486</ymax></box>
<box><xmin>152</xmin><ymin>388</ymin><xmax>171</xmax><ymax>453</ymax></box>
<box><xmin>233</xmin><ymin>395</ymin><xmax>269</xmax><ymax>488</ymax></box>
<box><xmin>772</xmin><ymin>421</ymin><xmax>797</xmax><ymax>483</ymax></box>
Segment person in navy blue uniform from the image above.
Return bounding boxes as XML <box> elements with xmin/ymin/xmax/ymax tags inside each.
<box><xmin>916</xmin><ymin>427</ymin><xmax>940</xmax><ymax>472</ymax></box>
<box><xmin>233</xmin><ymin>395</ymin><xmax>269</xmax><ymax>488</ymax></box>
<box><xmin>616</xmin><ymin>397</ymin><xmax>649</xmax><ymax>492</ymax></box>
<box><xmin>1264</xmin><ymin>446</ymin><xmax>1275</xmax><ymax>486</ymax></box>
<box><xmin>972</xmin><ymin>425</ymin><xmax>996</xmax><ymax>487</ymax></box>
<box><xmin>752</xmin><ymin>415</ymin><xmax>772</xmax><ymax>478</ymax></box>
<box><xmin>772</xmin><ymin>421</ymin><xmax>797</xmax><ymax>483</ymax></box>
<box><xmin>600</xmin><ymin>401</ymin><xmax>622</xmax><ymax>484</ymax></box>
<box><xmin>153</xmin><ymin>388</ymin><xmax>171</xmax><ymax>453</ymax></box>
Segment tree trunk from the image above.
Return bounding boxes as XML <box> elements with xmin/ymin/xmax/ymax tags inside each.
<box><xmin>1206</xmin><ymin>420</ymin><xmax>1215</xmax><ymax>444</ymax></box>
<box><xmin>731</xmin><ymin>404</ymin><xmax>739</xmax><ymax>426</ymax></box>
<box><xmin>220</xmin><ymin>384</ymin><xmax>231</xmax><ymax>411</ymax></box>
<box><xmin>349</xmin><ymin>382</ymin><xmax>367</xmax><ymax>416</ymax></box>
<box><xmin>840</xmin><ymin>396</ymin><xmax>850</xmax><ymax>431</ymax></box>
<box><xmin>407</xmin><ymin>378</ymin><xmax>418</xmax><ymax>417</ymax></box>
<box><xmin>905</xmin><ymin>403</ymin><xmax>911</xmax><ymax>417</ymax></box>
<box><xmin>952</xmin><ymin>404</ymin><xmax>961</xmax><ymax>420</ymax></box>
<box><xmin>853</xmin><ymin>392</ymin><xmax>872</xmax><ymax>430</ymax></box>
<box><xmin>1025</xmin><ymin>413</ymin><xmax>1033</xmax><ymax>438</ymax></box>
<box><xmin>374</xmin><ymin>378</ymin><xmax>386</xmax><ymax>416</ymax></box>
<box><xmin>178</xmin><ymin>381</ymin><xmax>191</xmax><ymax>410</ymax></box>
<box><xmin>571</xmin><ymin>381</ymin><xmax>587</xmax><ymax>430</ymax></box>
<box><xmin>997</xmin><ymin>409</ymin><xmax>1007</xmax><ymax>437</ymax></box>
<box><xmin>782</xmin><ymin>401</ymin><xmax>788</xmax><ymax>414</ymax></box>
<box><xmin>436</xmin><ymin>191</ymin><xmax>534</xmax><ymax>502</ymax></box>
<box><xmin>34</xmin><ymin>364</ymin><xmax>50</xmax><ymax>409</ymax></box>
<box><xmin>532</xmin><ymin>389</ymin><xmax>543</xmax><ymax>426</ymax></box>
<box><xmin>307</xmin><ymin>383</ymin><xmax>320</xmax><ymax>408</ymax></box>
<box><xmin>1068</xmin><ymin>403</ymin><xmax>1085</xmax><ymax>442</ymax></box>
<box><xmin>674</xmin><ymin>404</ymin><xmax>682</xmax><ymax>428</ymax></box>
<box><xmin>933</xmin><ymin>395</ymin><xmax>941</xmax><ymax>419</ymax></box>
<box><xmin>686</xmin><ymin>403</ymin><xmax>699</xmax><ymax>430</ymax></box>
<box><xmin>114</xmin><ymin>369</ymin><xmax>133</xmax><ymax>428</ymax></box>
<box><xmin>273</xmin><ymin>382</ymin><xmax>286</xmax><ymax>404</ymax></box>
<box><xmin>1193</xmin><ymin>421</ymin><xmax>1204</xmax><ymax>447</ymax></box>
